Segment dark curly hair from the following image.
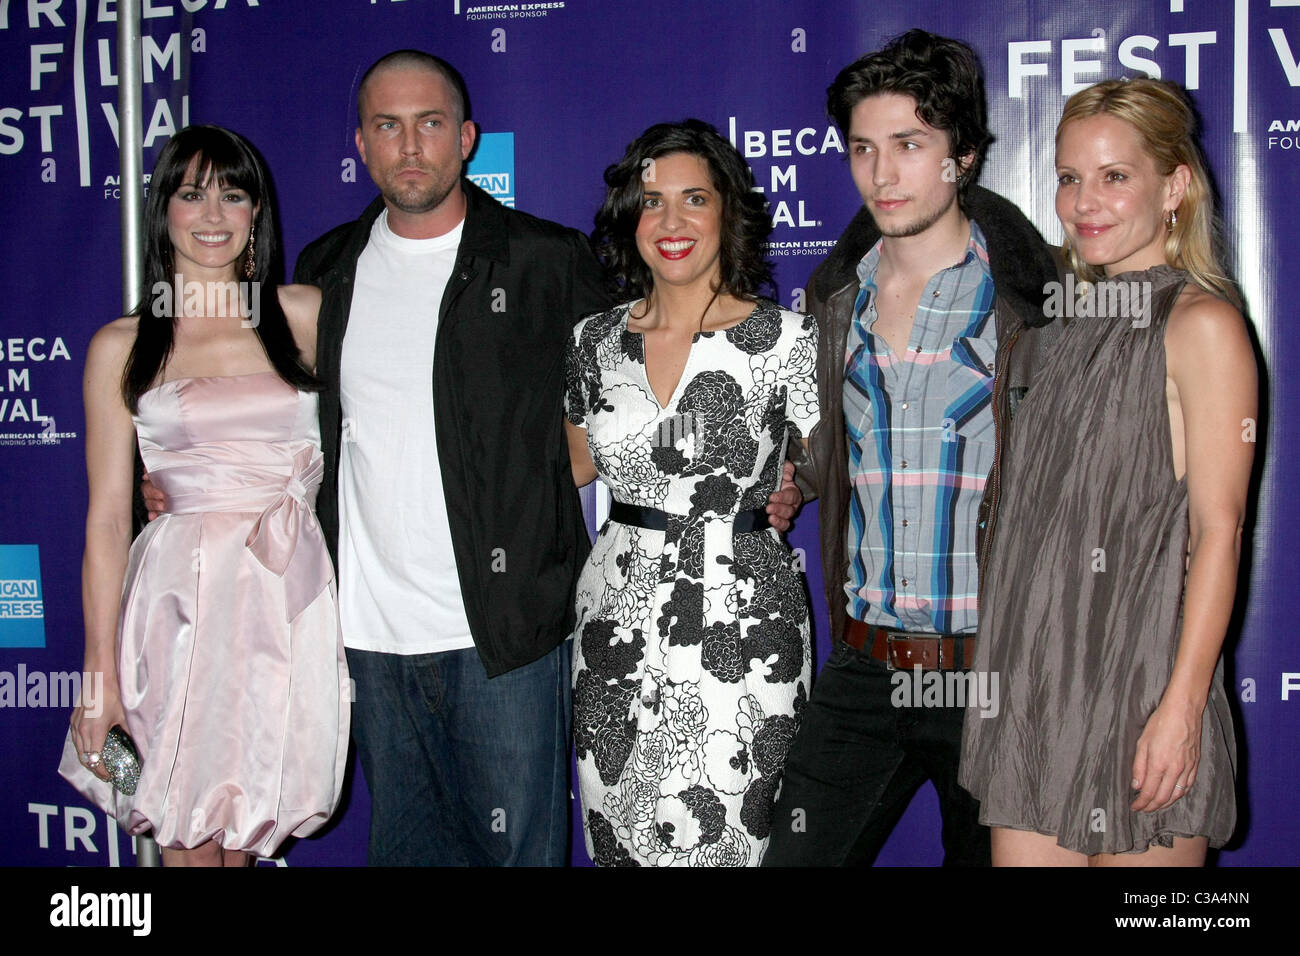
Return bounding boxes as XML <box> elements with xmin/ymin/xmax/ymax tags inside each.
<box><xmin>827</xmin><ymin>29</ymin><xmax>992</xmax><ymax>201</ymax></box>
<box><xmin>591</xmin><ymin>119</ymin><xmax>773</xmax><ymax>302</ymax></box>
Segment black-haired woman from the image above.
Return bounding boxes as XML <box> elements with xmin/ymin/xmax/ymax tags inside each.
<box><xmin>565</xmin><ymin>120</ymin><xmax>819</xmax><ymax>866</ymax></box>
<box><xmin>60</xmin><ymin>125</ymin><xmax>348</xmax><ymax>866</ymax></box>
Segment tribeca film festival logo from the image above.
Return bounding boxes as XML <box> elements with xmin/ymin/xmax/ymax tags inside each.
<box><xmin>0</xmin><ymin>335</ymin><xmax>74</xmax><ymax>445</ymax></box>
<box><xmin>151</xmin><ymin>277</ymin><xmax>261</xmax><ymax>327</ymax></box>
<box><xmin>1043</xmin><ymin>274</ymin><xmax>1153</xmax><ymax>327</ymax></box>
<box><xmin>1005</xmin><ymin>1</ymin><xmax>1299</xmax><ymax>141</ymax></box>
<box><xmin>1</xmin><ymin>1</ymin><xmax>260</xmax><ymax>191</ymax></box>
<box><xmin>726</xmin><ymin>111</ymin><xmax>842</xmax><ymax>232</ymax></box>
<box><xmin>725</xmin><ymin>23</ymin><xmax>850</xmax><ymax>288</ymax></box>
<box><xmin>30</xmin><ymin>801</ymin><xmax>287</xmax><ymax>868</ymax></box>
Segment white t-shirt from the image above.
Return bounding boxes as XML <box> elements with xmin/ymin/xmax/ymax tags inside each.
<box><xmin>337</xmin><ymin>210</ymin><xmax>473</xmax><ymax>654</ymax></box>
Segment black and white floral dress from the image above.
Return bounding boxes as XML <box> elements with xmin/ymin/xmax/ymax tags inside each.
<box><xmin>565</xmin><ymin>299</ymin><xmax>819</xmax><ymax>866</ymax></box>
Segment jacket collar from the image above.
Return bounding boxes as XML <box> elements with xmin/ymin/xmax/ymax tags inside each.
<box><xmin>458</xmin><ymin>177</ymin><xmax>510</xmax><ymax>264</ymax></box>
<box><xmin>322</xmin><ymin>177</ymin><xmax>509</xmax><ymax>280</ymax></box>
<box><xmin>329</xmin><ymin>194</ymin><xmax>385</xmax><ymax>280</ymax></box>
<box><xmin>813</xmin><ymin>184</ymin><xmax>1058</xmax><ymax>328</ymax></box>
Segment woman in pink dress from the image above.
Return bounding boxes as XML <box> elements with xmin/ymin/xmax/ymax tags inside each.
<box><xmin>60</xmin><ymin>125</ymin><xmax>350</xmax><ymax>866</ymax></box>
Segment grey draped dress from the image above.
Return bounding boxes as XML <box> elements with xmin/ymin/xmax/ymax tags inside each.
<box><xmin>959</xmin><ymin>264</ymin><xmax>1237</xmax><ymax>855</ymax></box>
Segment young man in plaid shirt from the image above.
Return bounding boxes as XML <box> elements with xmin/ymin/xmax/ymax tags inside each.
<box><xmin>765</xmin><ymin>30</ymin><xmax>1059</xmax><ymax>866</ymax></box>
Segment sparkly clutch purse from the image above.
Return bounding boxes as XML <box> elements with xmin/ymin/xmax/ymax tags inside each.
<box><xmin>102</xmin><ymin>725</ymin><xmax>141</xmax><ymax>796</ymax></box>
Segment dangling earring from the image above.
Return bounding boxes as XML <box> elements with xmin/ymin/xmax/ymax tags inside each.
<box><xmin>243</xmin><ymin>224</ymin><xmax>256</xmax><ymax>279</ymax></box>
<box><xmin>1165</xmin><ymin>208</ymin><xmax>1178</xmax><ymax>232</ymax></box>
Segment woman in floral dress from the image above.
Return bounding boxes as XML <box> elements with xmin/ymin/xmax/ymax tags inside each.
<box><xmin>564</xmin><ymin>120</ymin><xmax>819</xmax><ymax>866</ymax></box>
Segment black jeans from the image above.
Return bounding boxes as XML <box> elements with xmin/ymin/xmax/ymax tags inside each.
<box><xmin>764</xmin><ymin>639</ymin><xmax>990</xmax><ymax>866</ymax></box>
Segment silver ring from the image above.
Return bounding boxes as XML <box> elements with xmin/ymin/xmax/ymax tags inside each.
<box><xmin>85</xmin><ymin>751</ymin><xmax>102</xmax><ymax>768</ymax></box>
<box><xmin>1173</xmin><ymin>783</ymin><xmax>1187</xmax><ymax>791</ymax></box>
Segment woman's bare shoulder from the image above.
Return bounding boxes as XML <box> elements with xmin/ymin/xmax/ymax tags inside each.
<box><xmin>85</xmin><ymin>317</ymin><xmax>138</xmax><ymax>372</ymax></box>
<box><xmin>1165</xmin><ymin>281</ymin><xmax>1255</xmax><ymax>391</ymax></box>
<box><xmin>1167</xmin><ymin>283</ymin><xmax>1247</xmax><ymax>349</ymax></box>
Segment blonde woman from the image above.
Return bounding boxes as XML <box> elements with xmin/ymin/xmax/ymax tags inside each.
<box><xmin>960</xmin><ymin>78</ymin><xmax>1256</xmax><ymax>866</ymax></box>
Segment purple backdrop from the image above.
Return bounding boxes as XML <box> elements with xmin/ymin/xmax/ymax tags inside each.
<box><xmin>0</xmin><ymin>0</ymin><xmax>1293</xmax><ymax>866</ymax></box>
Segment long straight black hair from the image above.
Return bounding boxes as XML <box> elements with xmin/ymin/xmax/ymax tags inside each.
<box><xmin>121</xmin><ymin>125</ymin><xmax>320</xmax><ymax>412</ymax></box>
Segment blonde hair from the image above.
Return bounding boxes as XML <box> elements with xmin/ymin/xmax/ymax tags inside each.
<box><xmin>1056</xmin><ymin>78</ymin><xmax>1240</xmax><ymax>307</ymax></box>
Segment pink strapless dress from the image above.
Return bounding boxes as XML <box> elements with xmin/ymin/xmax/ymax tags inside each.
<box><xmin>59</xmin><ymin>372</ymin><xmax>350</xmax><ymax>857</ymax></box>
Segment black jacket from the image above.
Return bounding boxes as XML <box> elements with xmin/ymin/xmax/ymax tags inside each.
<box><xmin>294</xmin><ymin>180</ymin><xmax>612</xmax><ymax>676</ymax></box>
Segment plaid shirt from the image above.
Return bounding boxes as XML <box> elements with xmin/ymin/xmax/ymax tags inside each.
<box><xmin>843</xmin><ymin>220</ymin><xmax>997</xmax><ymax>635</ymax></box>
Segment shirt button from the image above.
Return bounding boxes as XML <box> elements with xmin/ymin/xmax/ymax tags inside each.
<box><xmin>914</xmin><ymin>345</ymin><xmax>922</xmax><ymax>353</ymax></box>
<box><xmin>932</xmin><ymin>290</ymin><xmax>940</xmax><ymax>297</ymax></box>
<box><xmin>901</xmin><ymin>578</ymin><xmax>909</xmax><ymax>587</ymax></box>
<box><xmin>901</xmin><ymin>402</ymin><xmax>909</xmax><ymax>410</ymax></box>
<box><xmin>900</xmin><ymin>460</ymin><xmax>908</xmax><ymax>469</ymax></box>
<box><xmin>986</xmin><ymin>362</ymin><xmax>994</xmax><ymax>371</ymax></box>
<box><xmin>902</xmin><ymin>519</ymin><xmax>909</xmax><ymax>527</ymax></box>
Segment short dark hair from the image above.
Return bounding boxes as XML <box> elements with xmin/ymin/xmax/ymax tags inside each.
<box><xmin>591</xmin><ymin>119</ymin><xmax>774</xmax><ymax>302</ymax></box>
<box><xmin>827</xmin><ymin>29</ymin><xmax>992</xmax><ymax>196</ymax></box>
<box><xmin>356</xmin><ymin>50</ymin><xmax>471</xmax><ymax>126</ymax></box>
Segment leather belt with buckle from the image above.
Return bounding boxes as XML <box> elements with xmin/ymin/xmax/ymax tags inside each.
<box><xmin>844</xmin><ymin>618</ymin><xmax>974</xmax><ymax>671</ymax></box>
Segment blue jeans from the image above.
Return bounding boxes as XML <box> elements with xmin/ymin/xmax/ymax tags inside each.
<box><xmin>763</xmin><ymin>639</ymin><xmax>990</xmax><ymax>866</ymax></box>
<box><xmin>346</xmin><ymin>640</ymin><xmax>571</xmax><ymax>866</ymax></box>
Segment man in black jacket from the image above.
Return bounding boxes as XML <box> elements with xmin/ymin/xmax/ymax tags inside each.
<box><xmin>765</xmin><ymin>31</ymin><xmax>1059</xmax><ymax>866</ymax></box>
<box><xmin>293</xmin><ymin>50</ymin><xmax>611</xmax><ymax>865</ymax></box>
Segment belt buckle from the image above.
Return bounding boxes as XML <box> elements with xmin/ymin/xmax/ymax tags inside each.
<box><xmin>884</xmin><ymin>630</ymin><xmax>941</xmax><ymax>671</ymax></box>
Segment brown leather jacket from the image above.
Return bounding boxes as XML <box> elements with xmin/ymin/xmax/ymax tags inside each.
<box><xmin>792</xmin><ymin>185</ymin><xmax>1061</xmax><ymax>643</ymax></box>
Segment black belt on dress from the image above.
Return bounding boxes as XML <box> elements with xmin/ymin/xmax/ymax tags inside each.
<box><xmin>609</xmin><ymin>501</ymin><xmax>771</xmax><ymax>534</ymax></box>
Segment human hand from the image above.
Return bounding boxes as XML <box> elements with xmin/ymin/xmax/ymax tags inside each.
<box><xmin>1130</xmin><ymin>696</ymin><xmax>1202</xmax><ymax>813</ymax></box>
<box><xmin>69</xmin><ymin>677</ymin><xmax>127</xmax><ymax>783</ymax></box>
<box><xmin>141</xmin><ymin>471</ymin><xmax>166</xmax><ymax>521</ymax></box>
<box><xmin>766</xmin><ymin>460</ymin><xmax>803</xmax><ymax>533</ymax></box>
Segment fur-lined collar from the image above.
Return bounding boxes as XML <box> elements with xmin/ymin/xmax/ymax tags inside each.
<box><xmin>810</xmin><ymin>184</ymin><xmax>1060</xmax><ymax>328</ymax></box>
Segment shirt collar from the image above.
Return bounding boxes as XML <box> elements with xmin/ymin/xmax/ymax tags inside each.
<box><xmin>854</xmin><ymin>218</ymin><xmax>991</xmax><ymax>290</ymax></box>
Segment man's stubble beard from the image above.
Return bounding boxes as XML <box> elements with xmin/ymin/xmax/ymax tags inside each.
<box><xmin>381</xmin><ymin>166</ymin><xmax>460</xmax><ymax>216</ymax></box>
<box><xmin>873</xmin><ymin>188</ymin><xmax>960</xmax><ymax>240</ymax></box>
